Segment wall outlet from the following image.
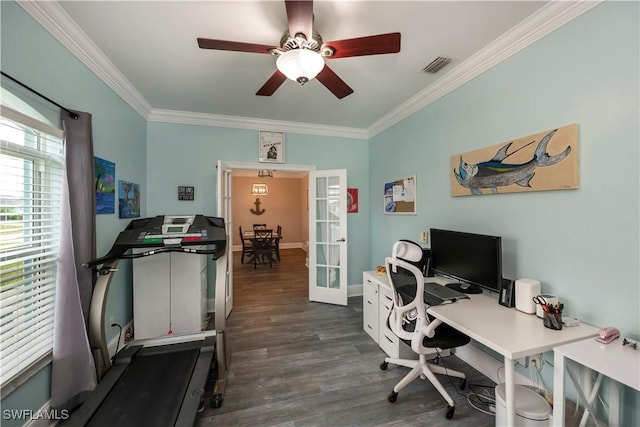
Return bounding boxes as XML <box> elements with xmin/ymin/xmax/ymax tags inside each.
<box><xmin>530</xmin><ymin>353</ymin><xmax>543</xmax><ymax>371</ymax></box>
<box><xmin>421</xmin><ymin>230</ymin><xmax>428</xmax><ymax>244</ymax></box>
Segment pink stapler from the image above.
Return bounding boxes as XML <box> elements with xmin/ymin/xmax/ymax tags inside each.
<box><xmin>596</xmin><ymin>327</ymin><xmax>620</xmax><ymax>344</ymax></box>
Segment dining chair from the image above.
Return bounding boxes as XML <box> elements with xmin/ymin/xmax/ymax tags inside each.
<box><xmin>252</xmin><ymin>229</ymin><xmax>274</xmax><ymax>268</ymax></box>
<box><xmin>239</xmin><ymin>226</ymin><xmax>253</xmax><ymax>264</ymax></box>
<box><xmin>252</xmin><ymin>223</ymin><xmax>267</xmax><ymax>230</ymax></box>
<box><xmin>271</xmin><ymin>225</ymin><xmax>282</xmax><ymax>261</ymax></box>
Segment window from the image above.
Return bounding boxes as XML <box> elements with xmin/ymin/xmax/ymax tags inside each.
<box><xmin>0</xmin><ymin>106</ymin><xmax>64</xmax><ymax>386</ymax></box>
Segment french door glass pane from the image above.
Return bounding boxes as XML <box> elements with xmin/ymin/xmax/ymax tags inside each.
<box><xmin>316</xmin><ymin>266</ymin><xmax>327</xmax><ymax>288</ymax></box>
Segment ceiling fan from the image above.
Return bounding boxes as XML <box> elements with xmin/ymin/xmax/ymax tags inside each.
<box><xmin>197</xmin><ymin>0</ymin><xmax>401</xmax><ymax>99</ymax></box>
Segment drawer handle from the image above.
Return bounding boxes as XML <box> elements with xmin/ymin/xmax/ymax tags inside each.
<box><xmin>367</xmin><ymin>324</ymin><xmax>373</xmax><ymax>330</ymax></box>
<box><xmin>384</xmin><ymin>295</ymin><xmax>392</xmax><ymax>302</ymax></box>
<box><xmin>385</xmin><ymin>336</ymin><xmax>394</xmax><ymax>344</ymax></box>
<box><xmin>367</xmin><ymin>300</ymin><xmax>373</xmax><ymax>305</ymax></box>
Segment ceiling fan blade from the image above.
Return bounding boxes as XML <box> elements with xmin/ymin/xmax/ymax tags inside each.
<box><xmin>315</xmin><ymin>65</ymin><xmax>353</xmax><ymax>99</ymax></box>
<box><xmin>285</xmin><ymin>0</ymin><xmax>313</xmax><ymax>40</ymax></box>
<box><xmin>324</xmin><ymin>32</ymin><xmax>401</xmax><ymax>59</ymax></box>
<box><xmin>197</xmin><ymin>38</ymin><xmax>276</xmax><ymax>54</ymax></box>
<box><xmin>256</xmin><ymin>70</ymin><xmax>288</xmax><ymax>96</ymax></box>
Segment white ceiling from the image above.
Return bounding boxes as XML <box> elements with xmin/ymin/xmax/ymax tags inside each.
<box><xmin>21</xmin><ymin>1</ymin><xmax>598</xmax><ymax>137</ymax></box>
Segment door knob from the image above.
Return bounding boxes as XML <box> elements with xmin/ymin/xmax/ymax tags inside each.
<box><xmin>336</xmin><ymin>238</ymin><xmax>346</xmax><ymax>242</ymax></box>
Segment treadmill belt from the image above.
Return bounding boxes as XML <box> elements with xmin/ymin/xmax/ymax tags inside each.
<box><xmin>88</xmin><ymin>343</ymin><xmax>200</xmax><ymax>427</ymax></box>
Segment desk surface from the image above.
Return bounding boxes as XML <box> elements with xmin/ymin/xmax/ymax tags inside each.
<box><xmin>554</xmin><ymin>337</ymin><xmax>640</xmax><ymax>390</ymax></box>
<box><xmin>429</xmin><ymin>293</ymin><xmax>599</xmax><ymax>359</ymax></box>
<box><xmin>364</xmin><ymin>271</ymin><xmax>599</xmax><ymax>359</ymax></box>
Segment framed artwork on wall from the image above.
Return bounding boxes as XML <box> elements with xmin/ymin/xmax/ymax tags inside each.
<box><xmin>178</xmin><ymin>186</ymin><xmax>195</xmax><ymax>201</ymax></box>
<box><xmin>259</xmin><ymin>130</ymin><xmax>285</xmax><ymax>163</ymax></box>
<box><xmin>95</xmin><ymin>156</ymin><xmax>115</xmax><ymax>214</ymax></box>
<box><xmin>450</xmin><ymin>124</ymin><xmax>579</xmax><ymax>196</ymax></box>
<box><xmin>347</xmin><ymin>188</ymin><xmax>358</xmax><ymax>213</ymax></box>
<box><xmin>118</xmin><ymin>180</ymin><xmax>140</xmax><ymax>219</ymax></box>
<box><xmin>384</xmin><ymin>175</ymin><xmax>416</xmax><ymax>215</ymax></box>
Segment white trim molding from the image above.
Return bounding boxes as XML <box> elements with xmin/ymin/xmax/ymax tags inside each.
<box><xmin>367</xmin><ymin>0</ymin><xmax>603</xmax><ymax>137</ymax></box>
<box><xmin>17</xmin><ymin>1</ymin><xmax>152</xmax><ymax>119</ymax></box>
<box><xmin>19</xmin><ymin>0</ymin><xmax>602</xmax><ymax>139</ymax></box>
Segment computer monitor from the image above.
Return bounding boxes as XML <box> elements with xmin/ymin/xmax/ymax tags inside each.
<box><xmin>430</xmin><ymin>228</ymin><xmax>502</xmax><ymax>294</ymax></box>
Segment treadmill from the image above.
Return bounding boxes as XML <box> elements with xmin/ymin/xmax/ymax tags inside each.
<box><xmin>60</xmin><ymin>215</ymin><xmax>229</xmax><ymax>427</ymax></box>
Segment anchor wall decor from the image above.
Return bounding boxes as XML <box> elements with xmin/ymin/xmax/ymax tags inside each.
<box><xmin>250</xmin><ymin>197</ymin><xmax>265</xmax><ymax>215</ymax></box>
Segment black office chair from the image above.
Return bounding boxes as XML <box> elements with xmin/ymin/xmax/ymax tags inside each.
<box><xmin>380</xmin><ymin>240</ymin><xmax>470</xmax><ymax>420</ymax></box>
<box><xmin>239</xmin><ymin>226</ymin><xmax>253</xmax><ymax>264</ymax></box>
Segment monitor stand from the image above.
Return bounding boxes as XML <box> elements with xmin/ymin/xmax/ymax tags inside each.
<box><xmin>445</xmin><ymin>282</ymin><xmax>482</xmax><ymax>294</ymax></box>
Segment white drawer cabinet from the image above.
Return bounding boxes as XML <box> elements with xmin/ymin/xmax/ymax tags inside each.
<box><xmin>362</xmin><ymin>271</ymin><xmax>415</xmax><ymax>359</ymax></box>
<box><xmin>363</xmin><ymin>277</ymin><xmax>379</xmax><ymax>342</ymax></box>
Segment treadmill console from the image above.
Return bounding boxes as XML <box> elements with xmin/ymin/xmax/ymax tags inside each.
<box><xmin>85</xmin><ymin>214</ymin><xmax>227</xmax><ymax>268</ymax></box>
<box><xmin>141</xmin><ymin>215</ymin><xmax>205</xmax><ymax>245</ymax></box>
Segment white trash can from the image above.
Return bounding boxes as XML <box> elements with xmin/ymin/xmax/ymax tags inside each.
<box><xmin>495</xmin><ymin>383</ymin><xmax>551</xmax><ymax>427</ymax></box>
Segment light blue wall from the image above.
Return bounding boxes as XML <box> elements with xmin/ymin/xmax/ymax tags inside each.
<box><xmin>370</xmin><ymin>2</ymin><xmax>638</xmax><ymax>423</ymax></box>
<box><xmin>146</xmin><ymin>122</ymin><xmax>370</xmax><ymax>295</ymax></box>
<box><xmin>1</xmin><ymin>1</ymin><xmax>147</xmax><ymax>422</ymax></box>
<box><xmin>2</xmin><ymin>0</ymin><xmax>638</xmax><ymax>424</ymax></box>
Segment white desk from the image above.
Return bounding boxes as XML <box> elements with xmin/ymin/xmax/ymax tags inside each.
<box><xmin>553</xmin><ymin>337</ymin><xmax>640</xmax><ymax>427</ymax></box>
<box><xmin>426</xmin><ymin>288</ymin><xmax>599</xmax><ymax>426</ymax></box>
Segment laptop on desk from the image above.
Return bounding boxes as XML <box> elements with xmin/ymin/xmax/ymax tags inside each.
<box><xmin>396</xmin><ymin>281</ymin><xmax>469</xmax><ymax>307</ymax></box>
<box><xmin>424</xmin><ymin>281</ymin><xmax>470</xmax><ymax>303</ymax></box>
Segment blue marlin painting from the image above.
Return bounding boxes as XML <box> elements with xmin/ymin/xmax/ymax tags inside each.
<box><xmin>453</xmin><ymin>128</ymin><xmax>575</xmax><ymax>195</ymax></box>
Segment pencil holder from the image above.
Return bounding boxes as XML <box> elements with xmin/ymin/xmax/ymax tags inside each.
<box><xmin>543</xmin><ymin>311</ymin><xmax>562</xmax><ymax>330</ymax></box>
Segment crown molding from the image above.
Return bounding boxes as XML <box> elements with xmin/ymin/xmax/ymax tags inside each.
<box><xmin>367</xmin><ymin>0</ymin><xmax>603</xmax><ymax>138</ymax></box>
<box><xmin>17</xmin><ymin>1</ymin><xmax>153</xmax><ymax>119</ymax></box>
<box><xmin>19</xmin><ymin>0</ymin><xmax>601</xmax><ymax>140</ymax></box>
<box><xmin>148</xmin><ymin>108</ymin><xmax>369</xmax><ymax>139</ymax></box>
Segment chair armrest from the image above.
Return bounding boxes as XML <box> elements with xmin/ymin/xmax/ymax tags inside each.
<box><xmin>421</xmin><ymin>318</ymin><xmax>442</xmax><ymax>338</ymax></box>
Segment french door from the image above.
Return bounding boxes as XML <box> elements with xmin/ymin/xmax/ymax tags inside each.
<box><xmin>308</xmin><ymin>169</ymin><xmax>348</xmax><ymax>306</ymax></box>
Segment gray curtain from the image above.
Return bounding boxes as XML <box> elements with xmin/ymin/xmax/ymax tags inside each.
<box><xmin>51</xmin><ymin>110</ymin><xmax>97</xmax><ymax>410</ymax></box>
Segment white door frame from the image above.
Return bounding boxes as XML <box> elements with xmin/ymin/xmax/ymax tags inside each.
<box><xmin>217</xmin><ymin>161</ymin><xmax>316</xmax><ymax>313</ymax></box>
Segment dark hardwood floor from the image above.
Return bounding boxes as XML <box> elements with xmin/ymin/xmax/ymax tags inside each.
<box><xmin>196</xmin><ymin>248</ymin><xmax>496</xmax><ymax>426</ymax></box>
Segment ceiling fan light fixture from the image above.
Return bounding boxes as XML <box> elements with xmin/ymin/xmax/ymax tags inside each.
<box><xmin>276</xmin><ymin>49</ymin><xmax>325</xmax><ymax>85</ymax></box>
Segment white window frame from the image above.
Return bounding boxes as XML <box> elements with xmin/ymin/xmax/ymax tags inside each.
<box><xmin>0</xmin><ymin>106</ymin><xmax>65</xmax><ymax>392</ymax></box>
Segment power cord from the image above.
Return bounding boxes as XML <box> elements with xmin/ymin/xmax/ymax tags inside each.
<box><xmin>431</xmin><ymin>346</ymin><xmax>497</xmax><ymax>416</ymax></box>
<box><xmin>110</xmin><ymin>322</ymin><xmax>123</xmax><ymax>364</ymax></box>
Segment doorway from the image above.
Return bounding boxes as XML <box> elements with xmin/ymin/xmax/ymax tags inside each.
<box><xmin>231</xmin><ymin>169</ymin><xmax>310</xmax><ymax>289</ymax></box>
<box><xmin>215</xmin><ymin>160</ymin><xmax>315</xmax><ymax>321</ymax></box>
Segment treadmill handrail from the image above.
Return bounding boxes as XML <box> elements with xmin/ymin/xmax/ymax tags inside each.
<box><xmin>85</xmin><ymin>246</ymin><xmax>224</xmax><ymax>270</ymax></box>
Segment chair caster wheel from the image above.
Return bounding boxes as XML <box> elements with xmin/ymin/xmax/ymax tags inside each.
<box><xmin>445</xmin><ymin>405</ymin><xmax>455</xmax><ymax>419</ymax></box>
<box><xmin>388</xmin><ymin>391</ymin><xmax>398</xmax><ymax>403</ymax></box>
<box><xmin>459</xmin><ymin>378</ymin><xmax>467</xmax><ymax>390</ymax></box>
<box><xmin>380</xmin><ymin>361</ymin><xmax>388</xmax><ymax>370</ymax></box>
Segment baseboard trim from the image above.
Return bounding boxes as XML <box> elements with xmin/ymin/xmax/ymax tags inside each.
<box><xmin>348</xmin><ymin>284</ymin><xmax>363</xmax><ymax>298</ymax></box>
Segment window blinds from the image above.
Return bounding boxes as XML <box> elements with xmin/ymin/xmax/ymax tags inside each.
<box><xmin>0</xmin><ymin>106</ymin><xmax>64</xmax><ymax>386</ymax></box>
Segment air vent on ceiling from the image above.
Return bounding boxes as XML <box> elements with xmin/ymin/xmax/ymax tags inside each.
<box><xmin>422</xmin><ymin>56</ymin><xmax>452</xmax><ymax>74</ymax></box>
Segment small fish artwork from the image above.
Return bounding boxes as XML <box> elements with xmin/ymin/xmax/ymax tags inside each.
<box><xmin>451</xmin><ymin>124</ymin><xmax>579</xmax><ymax>196</ymax></box>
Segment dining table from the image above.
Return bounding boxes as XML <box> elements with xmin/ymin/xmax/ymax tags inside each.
<box><xmin>243</xmin><ymin>229</ymin><xmax>282</xmax><ymax>267</ymax></box>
